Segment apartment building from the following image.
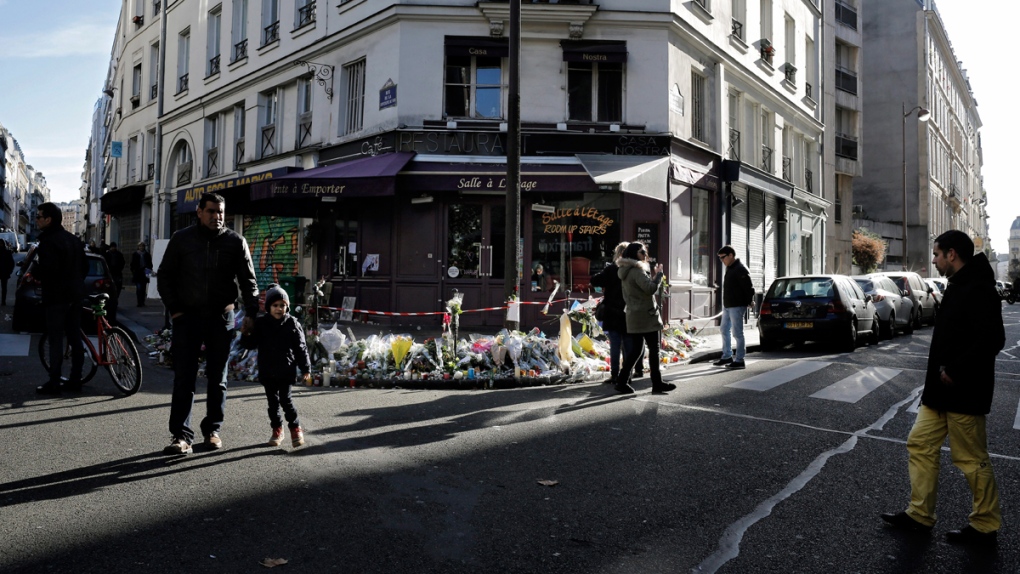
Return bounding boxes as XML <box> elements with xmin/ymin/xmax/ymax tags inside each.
<box><xmin>857</xmin><ymin>0</ymin><xmax>989</xmax><ymax>276</ymax></box>
<box><xmin>98</xmin><ymin>0</ymin><xmax>826</xmax><ymax>327</ymax></box>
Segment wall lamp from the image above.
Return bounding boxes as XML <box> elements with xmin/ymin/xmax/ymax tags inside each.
<box><xmin>902</xmin><ymin>104</ymin><xmax>931</xmax><ymax>270</ymax></box>
<box><xmin>531</xmin><ymin>203</ymin><xmax>555</xmax><ymax>213</ymax></box>
<box><xmin>731</xmin><ymin>195</ymin><xmax>744</xmax><ymax>208</ymax></box>
<box><xmin>410</xmin><ymin>195</ymin><xmax>434</xmax><ymax>205</ymax></box>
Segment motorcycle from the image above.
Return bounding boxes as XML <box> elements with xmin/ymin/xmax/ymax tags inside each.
<box><xmin>1007</xmin><ymin>285</ymin><xmax>1019</xmax><ymax>305</ymax></box>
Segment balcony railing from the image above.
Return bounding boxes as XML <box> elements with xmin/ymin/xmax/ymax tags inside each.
<box><xmin>147</xmin><ymin>163</ymin><xmax>154</xmax><ymax>180</ymax></box>
<box><xmin>835</xmin><ymin>66</ymin><xmax>858</xmax><ymax>95</ymax></box>
<box><xmin>782</xmin><ymin>156</ymin><xmax>792</xmax><ymax>182</ymax></box>
<box><xmin>151</xmin><ymin>84</ymin><xmax>158</xmax><ymax>99</ymax></box>
<box><xmin>176</xmin><ymin>161</ymin><xmax>192</xmax><ymax>186</ymax></box>
<box><xmin>949</xmin><ymin>183</ymin><xmax>959</xmax><ymax>198</ymax></box>
<box><xmin>297</xmin><ymin>2</ymin><xmax>316</xmax><ymax>28</ymax></box>
<box><xmin>728</xmin><ymin>128</ymin><xmax>741</xmax><ymax>161</ymax></box>
<box><xmin>805</xmin><ymin>82</ymin><xmax>813</xmax><ymax>99</ymax></box>
<box><xmin>262</xmin><ymin>21</ymin><xmax>280</xmax><ymax>46</ymax></box>
<box><xmin>206</xmin><ymin>147</ymin><xmax>219</xmax><ymax>178</ymax></box>
<box><xmin>261</xmin><ymin>125</ymin><xmax>277</xmax><ymax>158</ymax></box>
<box><xmin>782</xmin><ymin>63</ymin><xmax>797</xmax><ymax>84</ymax></box>
<box><xmin>805</xmin><ymin>169</ymin><xmax>813</xmax><ymax>193</ymax></box>
<box><xmin>761</xmin><ymin>145</ymin><xmax>773</xmax><ymax>173</ymax></box>
<box><xmin>233</xmin><ymin>38</ymin><xmax>248</xmax><ymax>62</ymax></box>
<box><xmin>760</xmin><ymin>39</ymin><xmax>775</xmax><ymax>65</ymax></box>
<box><xmin>731</xmin><ymin>19</ymin><xmax>744</xmax><ymax>41</ymax></box>
<box><xmin>208</xmin><ymin>54</ymin><xmax>221</xmax><ymax>77</ymax></box>
<box><xmin>177</xmin><ymin>73</ymin><xmax>189</xmax><ymax>94</ymax></box>
<box><xmin>835</xmin><ymin>133</ymin><xmax>858</xmax><ymax>160</ymax></box>
<box><xmin>153</xmin><ymin>0</ymin><xmax>161</xmax><ymax>14</ymax></box>
<box><xmin>297</xmin><ymin>116</ymin><xmax>312</xmax><ymax>148</ymax></box>
<box><xmin>235</xmin><ymin>139</ymin><xmax>245</xmax><ymax>168</ymax></box>
<box><xmin>835</xmin><ymin>0</ymin><xmax>858</xmax><ymax>30</ymax></box>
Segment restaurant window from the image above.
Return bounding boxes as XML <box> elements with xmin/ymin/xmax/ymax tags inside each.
<box><xmin>561</xmin><ymin>40</ymin><xmax>626</xmax><ymax>123</ymax></box>
<box><xmin>443</xmin><ymin>37</ymin><xmax>508</xmax><ymax>120</ymax></box>
<box><xmin>691</xmin><ymin>188</ymin><xmax>711</xmax><ymax>286</ymax></box>
<box><xmin>530</xmin><ymin>194</ymin><xmax>620</xmax><ymax>293</ymax></box>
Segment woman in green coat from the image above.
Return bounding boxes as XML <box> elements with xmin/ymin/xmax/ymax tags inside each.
<box><xmin>614</xmin><ymin>242</ymin><xmax>676</xmax><ymax>395</ymax></box>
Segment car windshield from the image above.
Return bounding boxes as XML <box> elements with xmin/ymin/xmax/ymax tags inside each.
<box><xmin>768</xmin><ymin>278</ymin><xmax>836</xmax><ymax>299</ymax></box>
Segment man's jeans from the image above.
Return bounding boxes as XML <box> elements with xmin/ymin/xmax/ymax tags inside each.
<box><xmin>720</xmin><ymin>306</ymin><xmax>746</xmax><ymax>362</ymax></box>
<box><xmin>169</xmin><ymin>310</ymin><xmax>235</xmax><ymax>443</ymax></box>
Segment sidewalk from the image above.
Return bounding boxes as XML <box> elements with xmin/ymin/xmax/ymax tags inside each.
<box><xmin>117</xmin><ymin>285</ymin><xmax>759</xmax><ymax>367</ymax></box>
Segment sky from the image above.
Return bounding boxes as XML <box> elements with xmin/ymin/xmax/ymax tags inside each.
<box><xmin>0</xmin><ymin>1</ymin><xmax>1016</xmax><ymax>252</ymax></box>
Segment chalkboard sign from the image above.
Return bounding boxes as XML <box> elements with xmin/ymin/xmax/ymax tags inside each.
<box><xmin>635</xmin><ymin>222</ymin><xmax>658</xmax><ymax>261</ymax></box>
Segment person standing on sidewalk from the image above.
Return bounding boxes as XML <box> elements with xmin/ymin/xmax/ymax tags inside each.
<box><xmin>881</xmin><ymin>230</ymin><xmax>1004</xmax><ymax>545</ymax></box>
<box><xmin>614</xmin><ymin>242</ymin><xmax>676</xmax><ymax>395</ymax></box>
<box><xmin>590</xmin><ymin>241</ymin><xmax>643</xmax><ymax>384</ymax></box>
<box><xmin>130</xmin><ymin>242</ymin><xmax>152</xmax><ymax>307</ymax></box>
<box><xmin>713</xmin><ymin>245</ymin><xmax>754</xmax><ymax>370</ymax></box>
<box><xmin>157</xmin><ymin>193</ymin><xmax>259</xmax><ymax>454</ymax></box>
<box><xmin>239</xmin><ymin>284</ymin><xmax>310</xmax><ymax>448</ymax></box>
<box><xmin>104</xmin><ymin>242</ymin><xmax>126</xmax><ymax>293</ymax></box>
<box><xmin>34</xmin><ymin>203</ymin><xmax>89</xmax><ymax>395</ymax></box>
<box><xmin>0</xmin><ymin>239</ymin><xmax>14</xmax><ymax>307</ymax></box>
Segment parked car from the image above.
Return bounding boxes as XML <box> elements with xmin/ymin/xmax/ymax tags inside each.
<box><xmin>758</xmin><ymin>274</ymin><xmax>879</xmax><ymax>352</ymax></box>
<box><xmin>879</xmin><ymin>271</ymin><xmax>937</xmax><ymax>328</ymax></box>
<box><xmin>853</xmin><ymin>274</ymin><xmax>913</xmax><ymax>338</ymax></box>
<box><xmin>925</xmin><ymin>278</ymin><xmax>945</xmax><ymax>308</ymax></box>
<box><xmin>12</xmin><ymin>251</ymin><xmax>119</xmax><ymax>333</ymax></box>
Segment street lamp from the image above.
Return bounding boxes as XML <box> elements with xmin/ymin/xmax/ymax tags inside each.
<box><xmin>901</xmin><ymin>104</ymin><xmax>930</xmax><ymax>270</ymax></box>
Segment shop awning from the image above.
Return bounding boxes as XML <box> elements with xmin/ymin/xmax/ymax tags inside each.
<box><xmin>176</xmin><ymin>167</ymin><xmax>300</xmax><ymax>213</ymax></box>
<box><xmin>575</xmin><ymin>154</ymin><xmax>670</xmax><ymax>202</ymax></box>
<box><xmin>722</xmin><ymin>160</ymin><xmax>795</xmax><ymax>201</ymax></box>
<box><xmin>250</xmin><ymin>152</ymin><xmax>416</xmax><ymax>200</ymax></box>
<box><xmin>397</xmin><ymin>156</ymin><xmax>598</xmax><ymax>193</ymax></box>
<box><xmin>100</xmin><ymin>184</ymin><xmax>146</xmax><ymax>213</ymax></box>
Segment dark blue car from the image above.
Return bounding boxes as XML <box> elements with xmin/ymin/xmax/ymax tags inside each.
<box><xmin>758</xmin><ymin>274</ymin><xmax>878</xmax><ymax>352</ymax></box>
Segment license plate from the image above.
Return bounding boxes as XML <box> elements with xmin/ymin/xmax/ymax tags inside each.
<box><xmin>785</xmin><ymin>321</ymin><xmax>812</xmax><ymax>329</ymax></box>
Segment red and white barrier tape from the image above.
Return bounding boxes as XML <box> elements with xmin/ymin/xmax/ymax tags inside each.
<box><xmin>314</xmin><ymin>297</ymin><xmax>596</xmax><ymax>317</ymax></box>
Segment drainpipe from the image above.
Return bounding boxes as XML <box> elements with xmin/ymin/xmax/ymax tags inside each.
<box><xmin>153</xmin><ymin>0</ymin><xmax>167</xmax><ymax>242</ymax></box>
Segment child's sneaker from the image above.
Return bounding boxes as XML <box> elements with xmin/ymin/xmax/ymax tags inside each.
<box><xmin>268</xmin><ymin>427</ymin><xmax>284</xmax><ymax>447</ymax></box>
<box><xmin>291</xmin><ymin>427</ymin><xmax>305</xmax><ymax>447</ymax></box>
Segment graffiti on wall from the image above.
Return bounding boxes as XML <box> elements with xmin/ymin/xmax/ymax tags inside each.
<box><xmin>243</xmin><ymin>215</ymin><xmax>301</xmax><ymax>290</ymax></box>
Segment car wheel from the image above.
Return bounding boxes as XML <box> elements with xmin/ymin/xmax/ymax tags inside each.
<box><xmin>883</xmin><ymin>313</ymin><xmax>896</xmax><ymax>339</ymax></box>
<box><xmin>912</xmin><ymin>308</ymin><xmax>923</xmax><ymax>330</ymax></box>
<box><xmin>840</xmin><ymin>319</ymin><xmax>858</xmax><ymax>353</ymax></box>
<box><xmin>869</xmin><ymin>315</ymin><xmax>881</xmax><ymax>345</ymax></box>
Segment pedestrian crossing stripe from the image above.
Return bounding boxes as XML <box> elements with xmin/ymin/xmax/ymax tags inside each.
<box><xmin>725</xmin><ymin>360</ymin><xmax>829</xmax><ymax>392</ymax></box>
<box><xmin>0</xmin><ymin>334</ymin><xmax>31</xmax><ymax>357</ymax></box>
<box><xmin>723</xmin><ymin>360</ymin><xmax>904</xmax><ymax>405</ymax></box>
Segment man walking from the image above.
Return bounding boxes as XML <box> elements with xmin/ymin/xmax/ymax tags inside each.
<box><xmin>713</xmin><ymin>245</ymin><xmax>754</xmax><ymax>369</ymax></box>
<box><xmin>157</xmin><ymin>193</ymin><xmax>259</xmax><ymax>454</ymax></box>
<box><xmin>130</xmin><ymin>242</ymin><xmax>152</xmax><ymax>307</ymax></box>
<box><xmin>34</xmin><ymin>203</ymin><xmax>89</xmax><ymax>395</ymax></box>
<box><xmin>881</xmin><ymin>230</ymin><xmax>1004</xmax><ymax>544</ymax></box>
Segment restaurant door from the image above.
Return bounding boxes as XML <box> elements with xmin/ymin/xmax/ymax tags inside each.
<box><xmin>441</xmin><ymin>201</ymin><xmax>506</xmax><ymax>327</ymax></box>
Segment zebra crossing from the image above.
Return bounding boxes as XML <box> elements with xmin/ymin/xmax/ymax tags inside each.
<box><xmin>717</xmin><ymin>358</ymin><xmax>905</xmax><ymax>404</ymax></box>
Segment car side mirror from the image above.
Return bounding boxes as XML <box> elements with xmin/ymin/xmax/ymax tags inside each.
<box><xmin>901</xmin><ymin>289</ymin><xmax>910</xmax><ymax>297</ymax></box>
<box><xmin>864</xmin><ymin>294</ymin><xmax>873</xmax><ymax>303</ymax></box>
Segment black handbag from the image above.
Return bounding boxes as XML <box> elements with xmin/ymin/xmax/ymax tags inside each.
<box><xmin>594</xmin><ymin>300</ymin><xmax>606</xmax><ymax>321</ymax></box>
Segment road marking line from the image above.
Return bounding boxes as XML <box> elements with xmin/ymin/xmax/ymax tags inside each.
<box><xmin>724</xmin><ymin>360</ymin><xmax>829</xmax><ymax>392</ymax></box>
<box><xmin>1014</xmin><ymin>399</ymin><xmax>1020</xmax><ymax>430</ymax></box>
<box><xmin>809</xmin><ymin>366</ymin><xmax>902</xmax><ymax>403</ymax></box>
<box><xmin>908</xmin><ymin>395</ymin><xmax>921</xmax><ymax>413</ymax></box>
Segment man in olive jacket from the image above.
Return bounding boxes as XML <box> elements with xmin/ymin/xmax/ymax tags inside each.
<box><xmin>157</xmin><ymin>193</ymin><xmax>260</xmax><ymax>454</ymax></box>
<box><xmin>714</xmin><ymin>245</ymin><xmax>755</xmax><ymax>369</ymax></box>
<box><xmin>881</xmin><ymin>230</ymin><xmax>1004</xmax><ymax>545</ymax></box>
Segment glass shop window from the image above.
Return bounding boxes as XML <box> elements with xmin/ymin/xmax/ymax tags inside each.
<box><xmin>530</xmin><ymin>194</ymin><xmax>620</xmax><ymax>293</ymax></box>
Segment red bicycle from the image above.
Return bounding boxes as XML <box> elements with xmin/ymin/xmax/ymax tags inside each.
<box><xmin>38</xmin><ymin>293</ymin><xmax>143</xmax><ymax>396</ymax></box>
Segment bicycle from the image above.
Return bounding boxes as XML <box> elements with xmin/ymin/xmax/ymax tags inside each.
<box><xmin>38</xmin><ymin>293</ymin><xmax>143</xmax><ymax>396</ymax></box>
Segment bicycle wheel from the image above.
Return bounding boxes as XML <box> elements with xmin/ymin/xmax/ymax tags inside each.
<box><xmin>103</xmin><ymin>326</ymin><xmax>142</xmax><ymax>396</ymax></box>
<box><xmin>38</xmin><ymin>334</ymin><xmax>99</xmax><ymax>384</ymax></box>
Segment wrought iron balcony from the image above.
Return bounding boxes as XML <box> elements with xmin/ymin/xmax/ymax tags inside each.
<box><xmin>208</xmin><ymin>54</ymin><xmax>221</xmax><ymax>77</ymax></box>
<box><xmin>147</xmin><ymin>163</ymin><xmax>154</xmax><ymax>180</ymax></box>
<box><xmin>235</xmin><ymin>139</ymin><xmax>245</xmax><ymax>168</ymax></box>
<box><xmin>782</xmin><ymin>63</ymin><xmax>797</xmax><ymax>84</ymax></box>
<box><xmin>263</xmin><ymin>21</ymin><xmax>280</xmax><ymax>46</ymax></box>
<box><xmin>297</xmin><ymin>117</ymin><xmax>312</xmax><ymax>148</ymax></box>
<box><xmin>731</xmin><ymin>19</ymin><xmax>744</xmax><ymax>41</ymax></box>
<box><xmin>177</xmin><ymin>73</ymin><xmax>189</xmax><ymax>94</ymax></box>
<box><xmin>761</xmin><ymin>145</ymin><xmax>773</xmax><ymax>173</ymax></box>
<box><xmin>151</xmin><ymin>83</ymin><xmax>158</xmax><ymax>99</ymax></box>
<box><xmin>153</xmin><ymin>0</ymin><xmax>161</xmax><ymax>14</ymax></box>
<box><xmin>298</xmin><ymin>2</ymin><xmax>316</xmax><ymax>28</ymax></box>
<box><xmin>206</xmin><ymin>148</ymin><xmax>219</xmax><ymax>178</ymax></box>
<box><xmin>233</xmin><ymin>39</ymin><xmax>248</xmax><ymax>62</ymax></box>
<box><xmin>261</xmin><ymin>125</ymin><xmax>276</xmax><ymax>158</ymax></box>
<box><xmin>760</xmin><ymin>39</ymin><xmax>775</xmax><ymax>65</ymax></box>
<box><xmin>176</xmin><ymin>161</ymin><xmax>192</xmax><ymax>186</ymax></box>
<box><xmin>728</xmin><ymin>128</ymin><xmax>741</xmax><ymax>161</ymax></box>
<box><xmin>782</xmin><ymin>156</ymin><xmax>792</xmax><ymax>182</ymax></box>
<box><xmin>805</xmin><ymin>169</ymin><xmax>813</xmax><ymax>193</ymax></box>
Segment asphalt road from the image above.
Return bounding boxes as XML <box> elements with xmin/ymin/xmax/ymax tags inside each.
<box><xmin>2</xmin><ymin>298</ymin><xmax>1019</xmax><ymax>573</ymax></box>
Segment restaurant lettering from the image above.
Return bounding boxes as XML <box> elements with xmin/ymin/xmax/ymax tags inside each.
<box><xmin>398</xmin><ymin>131</ymin><xmax>505</xmax><ymax>155</ymax></box>
<box><xmin>540</xmin><ymin>206</ymin><xmax>614</xmax><ymax>235</ymax></box>
<box><xmin>184</xmin><ymin>172</ymin><xmax>278</xmax><ymax>203</ymax></box>
<box><xmin>457</xmin><ymin>176</ymin><xmax>538</xmax><ymax>192</ymax></box>
<box><xmin>615</xmin><ymin>135</ymin><xmax>669</xmax><ymax>156</ymax></box>
<box><xmin>271</xmin><ymin>183</ymin><xmax>347</xmax><ymax>196</ymax></box>
<box><xmin>582</xmin><ymin>54</ymin><xmax>608</xmax><ymax>61</ymax></box>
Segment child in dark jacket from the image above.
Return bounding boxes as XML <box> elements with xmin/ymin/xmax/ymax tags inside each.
<box><xmin>240</xmin><ymin>284</ymin><xmax>311</xmax><ymax>447</ymax></box>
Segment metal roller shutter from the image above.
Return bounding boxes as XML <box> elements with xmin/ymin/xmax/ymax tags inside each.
<box><xmin>765</xmin><ymin>195</ymin><xmax>779</xmax><ymax>292</ymax></box>
<box><xmin>748</xmin><ymin>189</ymin><xmax>765</xmax><ymax>294</ymax></box>
<box><xmin>730</xmin><ymin>185</ymin><xmax>748</xmax><ymax>267</ymax></box>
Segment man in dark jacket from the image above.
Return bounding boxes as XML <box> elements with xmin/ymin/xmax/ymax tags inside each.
<box><xmin>0</xmin><ymin>239</ymin><xmax>14</xmax><ymax>307</ymax></box>
<box><xmin>130</xmin><ymin>242</ymin><xmax>153</xmax><ymax>307</ymax></box>
<box><xmin>104</xmin><ymin>242</ymin><xmax>126</xmax><ymax>293</ymax></box>
<box><xmin>714</xmin><ymin>245</ymin><xmax>755</xmax><ymax>369</ymax></box>
<box><xmin>157</xmin><ymin>193</ymin><xmax>259</xmax><ymax>454</ymax></box>
<box><xmin>34</xmin><ymin>203</ymin><xmax>89</xmax><ymax>395</ymax></box>
<box><xmin>881</xmin><ymin>230</ymin><xmax>1004</xmax><ymax>545</ymax></box>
